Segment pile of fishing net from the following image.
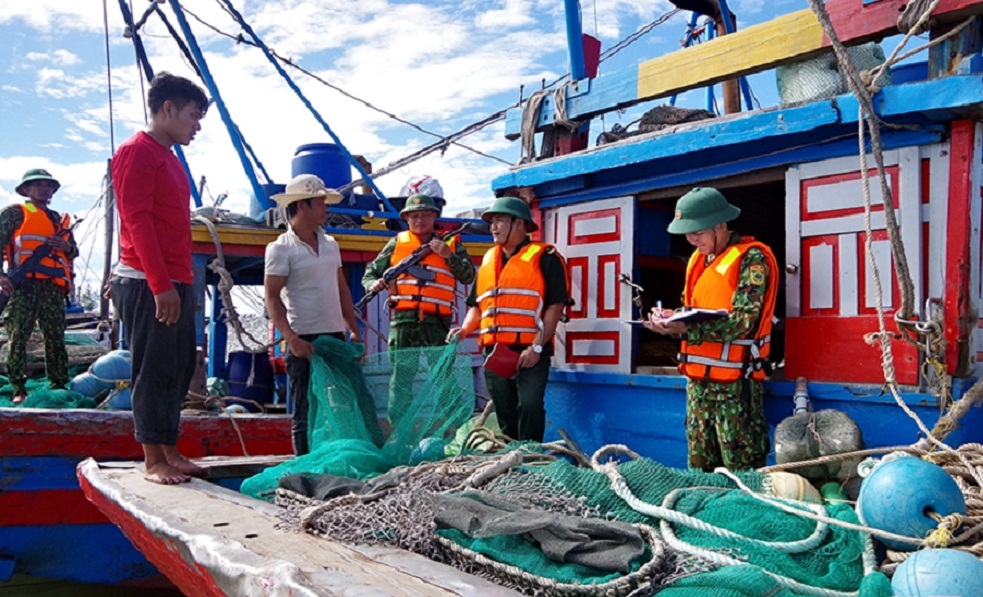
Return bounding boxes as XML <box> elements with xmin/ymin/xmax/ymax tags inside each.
<box><xmin>276</xmin><ymin>444</ymin><xmax>894</xmax><ymax>596</ymax></box>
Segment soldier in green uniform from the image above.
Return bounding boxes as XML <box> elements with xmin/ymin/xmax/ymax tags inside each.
<box><xmin>644</xmin><ymin>188</ymin><xmax>779</xmax><ymax>471</ymax></box>
<box><xmin>362</xmin><ymin>193</ymin><xmax>475</xmax><ymax>427</ymax></box>
<box><xmin>0</xmin><ymin>169</ymin><xmax>78</xmax><ymax>404</ymax></box>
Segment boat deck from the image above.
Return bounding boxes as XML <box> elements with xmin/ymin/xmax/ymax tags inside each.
<box><xmin>78</xmin><ymin>457</ymin><xmax>519</xmax><ymax>597</ymax></box>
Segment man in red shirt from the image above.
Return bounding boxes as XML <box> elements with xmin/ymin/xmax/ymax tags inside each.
<box><xmin>110</xmin><ymin>72</ymin><xmax>208</xmax><ymax>484</ymax></box>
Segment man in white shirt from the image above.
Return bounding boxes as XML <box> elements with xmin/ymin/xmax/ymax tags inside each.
<box><xmin>264</xmin><ymin>174</ymin><xmax>362</xmax><ymax>455</ymax></box>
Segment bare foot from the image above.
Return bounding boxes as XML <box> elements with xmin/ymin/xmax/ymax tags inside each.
<box><xmin>167</xmin><ymin>454</ymin><xmax>208</xmax><ymax>478</ymax></box>
<box><xmin>144</xmin><ymin>461</ymin><xmax>191</xmax><ymax>485</ymax></box>
<box><xmin>12</xmin><ymin>392</ymin><xmax>26</xmax><ymax>405</ymax></box>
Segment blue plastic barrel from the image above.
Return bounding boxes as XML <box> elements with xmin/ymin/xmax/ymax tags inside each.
<box><xmin>226</xmin><ymin>351</ymin><xmax>273</xmax><ymax>408</ymax></box>
<box><xmin>291</xmin><ymin>143</ymin><xmax>352</xmax><ymax>195</ymax></box>
<box><xmin>252</xmin><ymin>182</ymin><xmax>285</xmax><ymax>219</ymax></box>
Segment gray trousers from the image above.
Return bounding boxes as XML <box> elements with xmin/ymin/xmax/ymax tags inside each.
<box><xmin>111</xmin><ymin>278</ymin><xmax>196</xmax><ymax>445</ymax></box>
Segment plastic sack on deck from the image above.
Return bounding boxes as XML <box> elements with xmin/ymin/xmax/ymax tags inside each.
<box><xmin>241</xmin><ymin>337</ymin><xmax>475</xmax><ymax>499</ymax></box>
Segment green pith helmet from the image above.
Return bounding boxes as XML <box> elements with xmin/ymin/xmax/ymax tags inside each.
<box><xmin>481</xmin><ymin>196</ymin><xmax>538</xmax><ymax>232</ymax></box>
<box><xmin>16</xmin><ymin>168</ymin><xmax>61</xmax><ymax>197</ymax></box>
<box><xmin>400</xmin><ymin>193</ymin><xmax>440</xmax><ymax>218</ymax></box>
<box><xmin>667</xmin><ymin>187</ymin><xmax>740</xmax><ymax>234</ymax></box>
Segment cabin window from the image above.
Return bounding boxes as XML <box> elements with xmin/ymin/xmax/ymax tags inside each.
<box><xmin>633</xmin><ymin>179</ymin><xmax>787</xmax><ymax>377</ymax></box>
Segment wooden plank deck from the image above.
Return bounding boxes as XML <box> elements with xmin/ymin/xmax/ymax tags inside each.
<box><xmin>78</xmin><ymin>458</ymin><xmax>520</xmax><ymax>597</ymax></box>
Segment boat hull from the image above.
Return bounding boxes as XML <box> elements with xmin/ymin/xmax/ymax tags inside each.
<box><xmin>0</xmin><ymin>408</ymin><xmax>292</xmax><ymax>586</ymax></box>
<box><xmin>543</xmin><ymin>372</ymin><xmax>983</xmax><ymax>468</ymax></box>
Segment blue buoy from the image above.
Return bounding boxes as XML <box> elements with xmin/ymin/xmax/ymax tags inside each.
<box><xmin>892</xmin><ymin>549</ymin><xmax>983</xmax><ymax>597</ymax></box>
<box><xmin>857</xmin><ymin>455</ymin><xmax>965</xmax><ymax>551</ymax></box>
<box><xmin>90</xmin><ymin>350</ymin><xmax>131</xmax><ymax>382</ymax></box>
<box><xmin>70</xmin><ymin>371</ymin><xmax>115</xmax><ymax>397</ymax></box>
<box><xmin>106</xmin><ymin>387</ymin><xmax>132</xmax><ymax>410</ymax></box>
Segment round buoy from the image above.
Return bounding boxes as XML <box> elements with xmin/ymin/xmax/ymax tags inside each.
<box><xmin>892</xmin><ymin>549</ymin><xmax>983</xmax><ymax>597</ymax></box>
<box><xmin>765</xmin><ymin>472</ymin><xmax>822</xmax><ymax>503</ymax></box>
<box><xmin>857</xmin><ymin>455</ymin><xmax>965</xmax><ymax>551</ymax></box>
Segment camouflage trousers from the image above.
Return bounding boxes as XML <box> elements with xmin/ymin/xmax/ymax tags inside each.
<box><xmin>387</xmin><ymin>318</ymin><xmax>450</xmax><ymax>429</ymax></box>
<box><xmin>4</xmin><ymin>279</ymin><xmax>69</xmax><ymax>393</ymax></box>
<box><xmin>685</xmin><ymin>377</ymin><xmax>770</xmax><ymax>472</ymax></box>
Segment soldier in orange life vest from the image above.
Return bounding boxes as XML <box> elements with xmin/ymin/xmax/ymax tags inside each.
<box><xmin>0</xmin><ymin>169</ymin><xmax>78</xmax><ymax>405</ymax></box>
<box><xmin>362</xmin><ymin>192</ymin><xmax>475</xmax><ymax>427</ymax></box>
<box><xmin>644</xmin><ymin>187</ymin><xmax>778</xmax><ymax>471</ymax></box>
<box><xmin>448</xmin><ymin>196</ymin><xmax>570</xmax><ymax>442</ymax></box>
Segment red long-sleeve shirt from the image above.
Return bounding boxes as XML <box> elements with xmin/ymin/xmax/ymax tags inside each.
<box><xmin>112</xmin><ymin>131</ymin><xmax>193</xmax><ymax>295</ymax></box>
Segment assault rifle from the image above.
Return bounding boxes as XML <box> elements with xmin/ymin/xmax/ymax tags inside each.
<box><xmin>0</xmin><ymin>220</ymin><xmax>77</xmax><ymax>313</ymax></box>
<box><xmin>355</xmin><ymin>221</ymin><xmax>479</xmax><ymax>310</ymax></box>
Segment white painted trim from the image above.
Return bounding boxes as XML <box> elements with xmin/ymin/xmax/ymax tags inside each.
<box><xmin>785</xmin><ymin>165</ymin><xmax>802</xmax><ymax>317</ymax></box>
<box><xmin>839</xmin><ymin>234</ymin><xmax>858</xmax><ymax>316</ymax></box>
<box><xmin>970</xmin><ymin>125</ymin><xmax>983</xmax><ymax>375</ymax></box>
<box><xmin>805</xmin><ymin>175</ymin><xmax>891</xmax><ymax>214</ymax></box>
<box><xmin>809</xmin><ymin>242</ymin><xmax>834</xmax><ymax>310</ymax></box>
<box><xmin>925</xmin><ymin>143</ymin><xmax>949</xmax><ymax>303</ymax></box>
<box><xmin>794</xmin><ymin>150</ymin><xmax>901</xmax><ymax>180</ymax></box>
<box><xmin>899</xmin><ymin>146</ymin><xmax>923</xmax><ymax>313</ymax></box>
<box><xmin>800</xmin><ymin>211</ymin><xmax>891</xmax><ymax>237</ymax></box>
<box><xmin>865</xmin><ymin>240</ymin><xmax>894</xmax><ymax>311</ymax></box>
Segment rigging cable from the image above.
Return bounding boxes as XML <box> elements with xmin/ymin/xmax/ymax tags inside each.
<box><xmin>189</xmin><ymin>2</ymin><xmax>510</xmax><ymax>167</ymax></box>
<box><xmin>102</xmin><ymin>0</ymin><xmax>116</xmax><ymax>154</ymax></box>
<box><xmin>151</xmin><ymin>5</ymin><xmax>273</xmax><ymax>184</ymax></box>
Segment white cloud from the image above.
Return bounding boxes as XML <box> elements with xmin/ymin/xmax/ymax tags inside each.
<box><xmin>26</xmin><ymin>49</ymin><xmax>81</xmax><ymax>65</ymax></box>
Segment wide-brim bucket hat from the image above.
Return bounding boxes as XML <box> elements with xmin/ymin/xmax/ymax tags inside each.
<box><xmin>16</xmin><ymin>168</ymin><xmax>60</xmax><ymax>197</ymax></box>
<box><xmin>481</xmin><ymin>196</ymin><xmax>538</xmax><ymax>232</ymax></box>
<box><xmin>271</xmin><ymin>174</ymin><xmax>343</xmax><ymax>208</ymax></box>
<box><xmin>667</xmin><ymin>187</ymin><xmax>740</xmax><ymax>234</ymax></box>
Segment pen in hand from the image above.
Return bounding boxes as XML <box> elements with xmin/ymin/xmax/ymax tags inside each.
<box><xmin>656</xmin><ymin>300</ymin><xmax>665</xmax><ymax>320</ymax></box>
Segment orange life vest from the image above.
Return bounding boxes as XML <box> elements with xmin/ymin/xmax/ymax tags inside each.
<box><xmin>5</xmin><ymin>204</ymin><xmax>72</xmax><ymax>291</ymax></box>
<box><xmin>678</xmin><ymin>239</ymin><xmax>779</xmax><ymax>382</ymax></box>
<box><xmin>476</xmin><ymin>242</ymin><xmax>552</xmax><ymax>347</ymax></box>
<box><xmin>389</xmin><ymin>231</ymin><xmax>459</xmax><ymax>317</ymax></box>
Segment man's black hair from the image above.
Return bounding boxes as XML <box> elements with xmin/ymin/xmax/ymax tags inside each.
<box><xmin>286</xmin><ymin>197</ymin><xmax>314</xmax><ymax>219</ymax></box>
<box><xmin>147</xmin><ymin>72</ymin><xmax>209</xmax><ymax>115</ymax></box>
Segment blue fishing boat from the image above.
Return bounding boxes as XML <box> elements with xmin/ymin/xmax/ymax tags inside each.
<box><xmin>69</xmin><ymin>0</ymin><xmax>983</xmax><ymax>594</ymax></box>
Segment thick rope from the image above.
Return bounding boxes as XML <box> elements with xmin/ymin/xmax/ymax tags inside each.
<box><xmin>590</xmin><ymin>445</ymin><xmax>868</xmax><ymax>597</ymax></box>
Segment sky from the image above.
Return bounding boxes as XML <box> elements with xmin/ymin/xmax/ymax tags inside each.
<box><xmin>0</xmin><ymin>0</ymin><xmax>793</xmax><ymax>295</ymax></box>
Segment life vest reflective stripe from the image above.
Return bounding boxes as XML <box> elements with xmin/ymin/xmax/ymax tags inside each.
<box><xmin>678</xmin><ymin>239</ymin><xmax>779</xmax><ymax>382</ymax></box>
<box><xmin>476</xmin><ymin>243</ymin><xmax>550</xmax><ymax>347</ymax></box>
<box><xmin>5</xmin><ymin>204</ymin><xmax>71</xmax><ymax>291</ymax></box>
<box><xmin>389</xmin><ymin>231</ymin><xmax>459</xmax><ymax>316</ymax></box>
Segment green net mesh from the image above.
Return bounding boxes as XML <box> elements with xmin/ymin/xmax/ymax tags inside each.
<box><xmin>241</xmin><ymin>337</ymin><xmax>475</xmax><ymax>498</ymax></box>
<box><xmin>0</xmin><ymin>365</ymin><xmax>97</xmax><ymax>408</ymax></box>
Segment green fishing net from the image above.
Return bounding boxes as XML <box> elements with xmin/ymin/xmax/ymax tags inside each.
<box><xmin>0</xmin><ymin>365</ymin><xmax>96</xmax><ymax>408</ymax></box>
<box><xmin>241</xmin><ymin>336</ymin><xmax>475</xmax><ymax>499</ymax></box>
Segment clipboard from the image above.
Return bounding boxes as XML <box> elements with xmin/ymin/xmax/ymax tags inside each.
<box><xmin>664</xmin><ymin>308</ymin><xmax>729</xmax><ymax>324</ymax></box>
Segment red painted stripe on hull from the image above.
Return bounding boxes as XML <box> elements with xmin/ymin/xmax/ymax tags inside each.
<box><xmin>1</xmin><ymin>410</ymin><xmax>292</xmax><ymax>459</ymax></box>
<box><xmin>0</xmin><ymin>488</ymin><xmax>107</xmax><ymax>526</ymax></box>
<box><xmin>78</xmin><ymin>471</ymin><xmax>228</xmax><ymax>597</ymax></box>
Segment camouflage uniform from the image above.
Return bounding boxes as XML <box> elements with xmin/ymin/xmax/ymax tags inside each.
<box><xmin>362</xmin><ymin>234</ymin><xmax>475</xmax><ymax>427</ymax></box>
<box><xmin>362</xmin><ymin>235</ymin><xmax>475</xmax><ymax>349</ymax></box>
<box><xmin>682</xmin><ymin>232</ymin><xmax>771</xmax><ymax>471</ymax></box>
<box><xmin>0</xmin><ymin>205</ymin><xmax>78</xmax><ymax>394</ymax></box>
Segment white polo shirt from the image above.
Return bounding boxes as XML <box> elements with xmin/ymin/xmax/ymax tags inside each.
<box><xmin>264</xmin><ymin>227</ymin><xmax>347</xmax><ymax>336</ymax></box>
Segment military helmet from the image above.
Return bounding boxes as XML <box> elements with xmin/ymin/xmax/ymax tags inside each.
<box><xmin>481</xmin><ymin>196</ymin><xmax>538</xmax><ymax>232</ymax></box>
<box><xmin>400</xmin><ymin>193</ymin><xmax>441</xmax><ymax>218</ymax></box>
<box><xmin>667</xmin><ymin>187</ymin><xmax>740</xmax><ymax>234</ymax></box>
<box><xmin>16</xmin><ymin>168</ymin><xmax>61</xmax><ymax>197</ymax></box>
